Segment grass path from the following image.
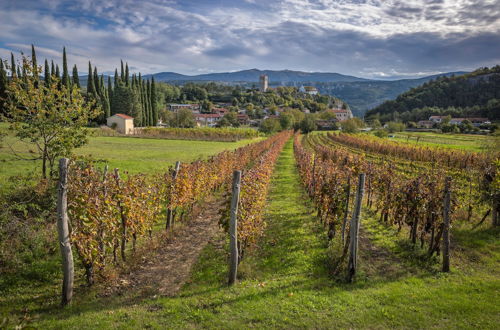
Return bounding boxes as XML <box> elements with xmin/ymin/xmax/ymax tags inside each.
<box><xmin>26</xmin><ymin>138</ymin><xmax>500</xmax><ymax>328</ymax></box>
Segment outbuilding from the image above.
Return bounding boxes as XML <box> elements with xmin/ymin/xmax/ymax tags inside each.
<box><xmin>107</xmin><ymin>113</ymin><xmax>134</xmax><ymax>134</ymax></box>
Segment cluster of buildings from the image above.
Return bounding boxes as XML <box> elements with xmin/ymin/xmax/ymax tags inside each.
<box><xmin>417</xmin><ymin>116</ymin><xmax>491</xmax><ymax>128</ymax></box>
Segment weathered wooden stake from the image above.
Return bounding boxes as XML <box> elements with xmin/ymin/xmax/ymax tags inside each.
<box><xmin>228</xmin><ymin>170</ymin><xmax>241</xmax><ymax>286</ymax></box>
<box><xmin>442</xmin><ymin>176</ymin><xmax>452</xmax><ymax>272</ymax></box>
<box><xmin>347</xmin><ymin>173</ymin><xmax>365</xmax><ymax>283</ymax></box>
<box><xmin>115</xmin><ymin>168</ymin><xmax>127</xmax><ymax>261</ymax></box>
<box><xmin>341</xmin><ymin>176</ymin><xmax>351</xmax><ymax>245</ymax></box>
<box><xmin>166</xmin><ymin>161</ymin><xmax>181</xmax><ymax>231</ymax></box>
<box><xmin>57</xmin><ymin>158</ymin><xmax>74</xmax><ymax>306</ymax></box>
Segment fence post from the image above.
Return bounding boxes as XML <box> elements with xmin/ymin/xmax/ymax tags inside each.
<box><xmin>347</xmin><ymin>173</ymin><xmax>365</xmax><ymax>283</ymax></box>
<box><xmin>228</xmin><ymin>170</ymin><xmax>242</xmax><ymax>286</ymax></box>
<box><xmin>57</xmin><ymin>158</ymin><xmax>74</xmax><ymax>306</ymax></box>
<box><xmin>341</xmin><ymin>176</ymin><xmax>351</xmax><ymax>245</ymax></box>
<box><xmin>166</xmin><ymin>161</ymin><xmax>181</xmax><ymax>231</ymax></box>
<box><xmin>442</xmin><ymin>177</ymin><xmax>452</xmax><ymax>272</ymax></box>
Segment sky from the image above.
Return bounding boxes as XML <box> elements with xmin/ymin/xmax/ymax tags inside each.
<box><xmin>0</xmin><ymin>0</ymin><xmax>499</xmax><ymax>80</ymax></box>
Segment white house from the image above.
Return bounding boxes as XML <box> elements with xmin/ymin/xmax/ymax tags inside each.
<box><xmin>195</xmin><ymin>113</ymin><xmax>222</xmax><ymax>127</ymax></box>
<box><xmin>107</xmin><ymin>114</ymin><xmax>134</xmax><ymax>134</ymax></box>
<box><xmin>299</xmin><ymin>86</ymin><xmax>319</xmax><ymax>95</ymax></box>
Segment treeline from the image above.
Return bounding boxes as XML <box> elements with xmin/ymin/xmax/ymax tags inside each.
<box><xmin>366</xmin><ymin>66</ymin><xmax>500</xmax><ymax>122</ymax></box>
<box><xmin>0</xmin><ymin>46</ymin><xmax>158</xmax><ymax>127</ymax></box>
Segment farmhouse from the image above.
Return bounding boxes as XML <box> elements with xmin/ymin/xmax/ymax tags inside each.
<box><xmin>169</xmin><ymin>103</ymin><xmax>200</xmax><ymax>113</ymax></box>
<box><xmin>316</xmin><ymin>119</ymin><xmax>337</xmax><ymax>130</ymax></box>
<box><xmin>237</xmin><ymin>113</ymin><xmax>250</xmax><ymax>125</ymax></box>
<box><xmin>195</xmin><ymin>113</ymin><xmax>222</xmax><ymax>127</ymax></box>
<box><xmin>429</xmin><ymin>115</ymin><xmax>447</xmax><ymax>123</ymax></box>
<box><xmin>331</xmin><ymin>109</ymin><xmax>353</xmax><ymax>122</ymax></box>
<box><xmin>106</xmin><ymin>113</ymin><xmax>134</xmax><ymax>134</ymax></box>
<box><xmin>417</xmin><ymin>120</ymin><xmax>434</xmax><ymax>128</ymax></box>
<box><xmin>299</xmin><ymin>86</ymin><xmax>319</xmax><ymax>95</ymax></box>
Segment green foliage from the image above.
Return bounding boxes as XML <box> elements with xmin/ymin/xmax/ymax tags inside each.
<box><xmin>2</xmin><ymin>56</ymin><xmax>100</xmax><ymax>178</ymax></box>
<box><xmin>169</xmin><ymin>108</ymin><xmax>195</xmax><ymax>128</ymax></box>
<box><xmin>218</xmin><ymin>112</ymin><xmax>239</xmax><ymax>127</ymax></box>
<box><xmin>367</xmin><ymin>66</ymin><xmax>500</xmax><ymax>122</ymax></box>
<box><xmin>260</xmin><ymin>118</ymin><xmax>281</xmax><ymax>134</ymax></box>
<box><xmin>386</xmin><ymin>121</ymin><xmax>406</xmax><ymax>133</ymax></box>
<box><xmin>300</xmin><ymin>115</ymin><xmax>317</xmax><ymax>133</ymax></box>
<box><xmin>111</xmin><ymin>82</ymin><xmax>142</xmax><ymax>126</ymax></box>
<box><xmin>341</xmin><ymin>118</ymin><xmax>364</xmax><ymax>133</ymax></box>
<box><xmin>138</xmin><ymin>127</ymin><xmax>259</xmax><ymax>141</ymax></box>
<box><xmin>373</xmin><ymin>129</ymin><xmax>388</xmax><ymax>138</ymax></box>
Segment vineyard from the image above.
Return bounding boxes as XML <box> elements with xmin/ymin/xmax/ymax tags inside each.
<box><xmin>2</xmin><ymin>131</ymin><xmax>499</xmax><ymax>329</ymax></box>
<box><xmin>134</xmin><ymin>127</ymin><xmax>260</xmax><ymax>142</ymax></box>
<box><xmin>65</xmin><ymin>131</ymin><xmax>291</xmax><ymax>289</ymax></box>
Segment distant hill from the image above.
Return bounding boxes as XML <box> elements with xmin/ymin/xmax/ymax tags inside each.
<box><xmin>365</xmin><ymin>67</ymin><xmax>500</xmax><ymax>122</ymax></box>
<box><xmin>145</xmin><ymin>69</ymin><xmax>368</xmax><ymax>83</ymax></box>
<box><xmin>79</xmin><ymin>69</ymin><xmax>475</xmax><ymax>117</ymax></box>
<box><xmin>143</xmin><ymin>69</ymin><xmax>468</xmax><ymax>116</ymax></box>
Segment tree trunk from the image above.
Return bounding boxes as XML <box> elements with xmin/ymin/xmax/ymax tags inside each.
<box><xmin>347</xmin><ymin>173</ymin><xmax>365</xmax><ymax>283</ymax></box>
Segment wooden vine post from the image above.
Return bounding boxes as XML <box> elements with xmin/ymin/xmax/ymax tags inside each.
<box><xmin>166</xmin><ymin>161</ymin><xmax>181</xmax><ymax>231</ymax></box>
<box><xmin>442</xmin><ymin>176</ymin><xmax>452</xmax><ymax>272</ymax></box>
<box><xmin>341</xmin><ymin>176</ymin><xmax>351</xmax><ymax>245</ymax></box>
<box><xmin>228</xmin><ymin>170</ymin><xmax>242</xmax><ymax>286</ymax></box>
<box><xmin>347</xmin><ymin>173</ymin><xmax>365</xmax><ymax>283</ymax></box>
<box><xmin>57</xmin><ymin>158</ymin><xmax>74</xmax><ymax>306</ymax></box>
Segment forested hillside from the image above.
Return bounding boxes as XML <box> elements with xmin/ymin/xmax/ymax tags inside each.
<box><xmin>365</xmin><ymin>66</ymin><xmax>500</xmax><ymax>122</ymax></box>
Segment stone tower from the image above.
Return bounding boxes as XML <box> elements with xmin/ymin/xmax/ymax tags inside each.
<box><xmin>259</xmin><ymin>74</ymin><xmax>268</xmax><ymax>92</ymax></box>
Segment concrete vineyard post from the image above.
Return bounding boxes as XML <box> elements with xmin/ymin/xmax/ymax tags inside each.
<box><xmin>57</xmin><ymin>158</ymin><xmax>74</xmax><ymax>306</ymax></box>
<box><xmin>347</xmin><ymin>173</ymin><xmax>365</xmax><ymax>283</ymax></box>
<box><xmin>228</xmin><ymin>170</ymin><xmax>241</xmax><ymax>286</ymax></box>
<box><xmin>166</xmin><ymin>161</ymin><xmax>181</xmax><ymax>231</ymax></box>
<box><xmin>442</xmin><ymin>177</ymin><xmax>452</xmax><ymax>272</ymax></box>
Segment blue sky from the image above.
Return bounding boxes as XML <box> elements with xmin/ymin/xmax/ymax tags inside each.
<box><xmin>0</xmin><ymin>0</ymin><xmax>499</xmax><ymax>79</ymax></box>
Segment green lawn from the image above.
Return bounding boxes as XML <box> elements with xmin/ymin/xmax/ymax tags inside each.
<box><xmin>19</xmin><ymin>138</ymin><xmax>499</xmax><ymax>329</ymax></box>
<box><xmin>0</xmin><ymin>125</ymin><xmax>262</xmax><ymax>184</ymax></box>
<box><xmin>388</xmin><ymin>131</ymin><xmax>492</xmax><ymax>152</ymax></box>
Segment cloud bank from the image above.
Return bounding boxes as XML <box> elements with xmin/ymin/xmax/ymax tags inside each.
<box><xmin>0</xmin><ymin>0</ymin><xmax>499</xmax><ymax>79</ymax></box>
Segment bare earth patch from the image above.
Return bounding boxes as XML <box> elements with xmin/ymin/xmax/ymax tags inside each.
<box><xmin>103</xmin><ymin>195</ymin><xmax>226</xmax><ymax>298</ymax></box>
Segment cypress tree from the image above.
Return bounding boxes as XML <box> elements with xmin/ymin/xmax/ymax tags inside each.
<box><xmin>142</xmin><ymin>80</ymin><xmax>149</xmax><ymax>126</ymax></box>
<box><xmin>87</xmin><ymin>62</ymin><xmax>96</xmax><ymax>95</ymax></box>
<box><xmin>114</xmin><ymin>68</ymin><xmax>119</xmax><ymax>87</ymax></box>
<box><xmin>44</xmin><ymin>59</ymin><xmax>51</xmax><ymax>86</ymax></box>
<box><xmin>31</xmin><ymin>44</ymin><xmax>38</xmax><ymax>77</ymax></box>
<box><xmin>125</xmin><ymin>63</ymin><xmax>129</xmax><ymax>86</ymax></box>
<box><xmin>107</xmin><ymin>76</ymin><xmax>113</xmax><ymax>109</ymax></box>
<box><xmin>10</xmin><ymin>53</ymin><xmax>16</xmax><ymax>78</ymax></box>
<box><xmin>0</xmin><ymin>59</ymin><xmax>7</xmax><ymax>115</ymax></box>
<box><xmin>103</xmin><ymin>88</ymin><xmax>111</xmax><ymax>119</ymax></box>
<box><xmin>17</xmin><ymin>66</ymin><xmax>22</xmax><ymax>79</ymax></box>
<box><xmin>51</xmin><ymin>60</ymin><xmax>55</xmax><ymax>77</ymax></box>
<box><xmin>62</xmin><ymin>47</ymin><xmax>70</xmax><ymax>89</ymax></box>
<box><xmin>146</xmin><ymin>80</ymin><xmax>153</xmax><ymax>126</ymax></box>
<box><xmin>151</xmin><ymin>76</ymin><xmax>158</xmax><ymax>125</ymax></box>
<box><xmin>120</xmin><ymin>60</ymin><xmax>124</xmax><ymax>81</ymax></box>
<box><xmin>93</xmin><ymin>67</ymin><xmax>99</xmax><ymax>92</ymax></box>
<box><xmin>55</xmin><ymin>65</ymin><xmax>60</xmax><ymax>79</ymax></box>
<box><xmin>72</xmin><ymin>64</ymin><xmax>80</xmax><ymax>88</ymax></box>
<box><xmin>99</xmin><ymin>75</ymin><xmax>105</xmax><ymax>98</ymax></box>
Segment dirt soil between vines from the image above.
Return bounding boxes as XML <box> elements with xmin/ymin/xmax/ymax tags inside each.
<box><xmin>102</xmin><ymin>195</ymin><xmax>226</xmax><ymax>298</ymax></box>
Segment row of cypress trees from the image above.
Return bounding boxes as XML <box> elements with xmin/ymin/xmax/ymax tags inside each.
<box><xmin>0</xmin><ymin>45</ymin><xmax>158</xmax><ymax>127</ymax></box>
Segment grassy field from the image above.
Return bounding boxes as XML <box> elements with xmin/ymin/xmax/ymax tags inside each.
<box><xmin>0</xmin><ymin>124</ymin><xmax>262</xmax><ymax>184</ymax></box>
<box><xmin>387</xmin><ymin>131</ymin><xmax>492</xmax><ymax>152</ymax></box>
<box><xmin>13</xmin><ymin>138</ymin><xmax>499</xmax><ymax>329</ymax></box>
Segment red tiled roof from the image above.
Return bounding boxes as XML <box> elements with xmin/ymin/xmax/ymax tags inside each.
<box><xmin>115</xmin><ymin>113</ymin><xmax>134</xmax><ymax>119</ymax></box>
<box><xmin>195</xmin><ymin>114</ymin><xmax>222</xmax><ymax>119</ymax></box>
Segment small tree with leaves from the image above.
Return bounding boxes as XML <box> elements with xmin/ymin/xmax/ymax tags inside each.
<box><xmin>2</xmin><ymin>56</ymin><xmax>101</xmax><ymax>178</ymax></box>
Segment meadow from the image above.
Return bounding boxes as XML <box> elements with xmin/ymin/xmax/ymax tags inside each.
<box><xmin>0</xmin><ymin>123</ymin><xmax>262</xmax><ymax>185</ymax></box>
<box><xmin>1</xmin><ymin>128</ymin><xmax>499</xmax><ymax>329</ymax></box>
<box><xmin>387</xmin><ymin>131</ymin><xmax>491</xmax><ymax>152</ymax></box>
